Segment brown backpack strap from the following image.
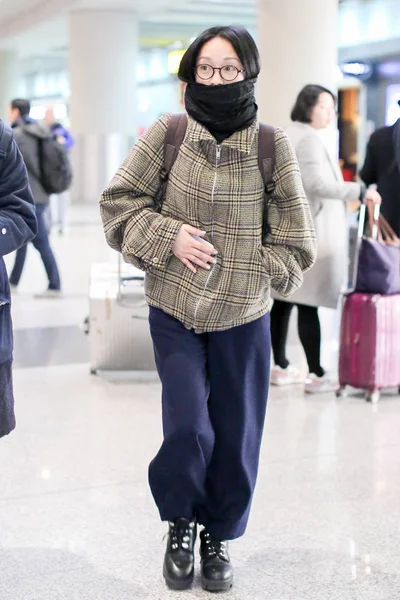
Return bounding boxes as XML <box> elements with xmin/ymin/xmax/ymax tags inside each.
<box><xmin>258</xmin><ymin>123</ymin><xmax>276</xmax><ymax>240</ymax></box>
<box><xmin>164</xmin><ymin>113</ymin><xmax>188</xmax><ymax>175</ymax></box>
<box><xmin>258</xmin><ymin>123</ymin><xmax>276</xmax><ymax>192</ymax></box>
<box><xmin>155</xmin><ymin>114</ymin><xmax>188</xmax><ymax>212</ymax></box>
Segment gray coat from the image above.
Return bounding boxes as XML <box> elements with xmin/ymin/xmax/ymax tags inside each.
<box><xmin>275</xmin><ymin>122</ymin><xmax>360</xmax><ymax>309</ymax></box>
<box><xmin>13</xmin><ymin>121</ymin><xmax>50</xmax><ymax>206</ymax></box>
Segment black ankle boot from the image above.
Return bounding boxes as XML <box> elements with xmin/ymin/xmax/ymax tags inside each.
<box><xmin>200</xmin><ymin>529</ymin><xmax>233</xmax><ymax>592</ymax></box>
<box><xmin>163</xmin><ymin>518</ymin><xmax>197</xmax><ymax>590</ymax></box>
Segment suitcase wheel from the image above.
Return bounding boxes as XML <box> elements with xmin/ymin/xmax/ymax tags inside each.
<box><xmin>90</xmin><ymin>368</ymin><xmax>98</xmax><ymax>376</ymax></box>
<box><xmin>366</xmin><ymin>391</ymin><xmax>380</xmax><ymax>404</ymax></box>
<box><xmin>336</xmin><ymin>386</ymin><xmax>347</xmax><ymax>399</ymax></box>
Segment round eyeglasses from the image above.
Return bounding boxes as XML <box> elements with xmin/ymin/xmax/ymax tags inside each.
<box><xmin>195</xmin><ymin>64</ymin><xmax>245</xmax><ymax>82</ymax></box>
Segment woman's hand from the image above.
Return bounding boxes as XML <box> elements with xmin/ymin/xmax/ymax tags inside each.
<box><xmin>173</xmin><ymin>225</ymin><xmax>217</xmax><ymax>274</ymax></box>
<box><xmin>365</xmin><ymin>189</ymin><xmax>382</xmax><ymax>205</ymax></box>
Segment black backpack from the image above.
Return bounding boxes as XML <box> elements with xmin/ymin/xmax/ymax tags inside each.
<box><xmin>36</xmin><ymin>134</ymin><xmax>72</xmax><ymax>195</ymax></box>
<box><xmin>154</xmin><ymin>114</ymin><xmax>276</xmax><ymax>238</ymax></box>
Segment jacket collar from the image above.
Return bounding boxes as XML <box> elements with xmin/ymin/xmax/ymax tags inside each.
<box><xmin>186</xmin><ymin>115</ymin><xmax>259</xmax><ymax>155</ymax></box>
<box><xmin>12</xmin><ymin>116</ymin><xmax>35</xmax><ymax>129</ymax></box>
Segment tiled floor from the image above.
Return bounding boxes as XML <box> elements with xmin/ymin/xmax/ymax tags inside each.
<box><xmin>1</xmin><ymin>206</ymin><xmax>399</xmax><ymax>599</ymax></box>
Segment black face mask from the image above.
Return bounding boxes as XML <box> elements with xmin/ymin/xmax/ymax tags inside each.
<box><xmin>185</xmin><ymin>78</ymin><xmax>258</xmax><ymax>143</ymax></box>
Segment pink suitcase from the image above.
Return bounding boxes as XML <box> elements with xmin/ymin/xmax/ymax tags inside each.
<box><xmin>337</xmin><ymin>293</ymin><xmax>400</xmax><ymax>403</ymax></box>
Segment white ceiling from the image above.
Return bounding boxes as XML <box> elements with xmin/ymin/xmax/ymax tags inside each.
<box><xmin>0</xmin><ymin>0</ymin><xmax>385</xmax><ymax>67</ymax></box>
<box><xmin>0</xmin><ymin>0</ymin><xmax>256</xmax><ymax>57</ymax></box>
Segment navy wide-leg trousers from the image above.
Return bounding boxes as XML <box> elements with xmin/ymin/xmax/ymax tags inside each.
<box><xmin>148</xmin><ymin>307</ymin><xmax>271</xmax><ymax>541</ymax></box>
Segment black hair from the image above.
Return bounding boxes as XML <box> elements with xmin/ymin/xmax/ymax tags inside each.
<box><xmin>291</xmin><ymin>85</ymin><xmax>336</xmax><ymax>123</ymax></box>
<box><xmin>11</xmin><ymin>98</ymin><xmax>31</xmax><ymax>118</ymax></box>
<box><xmin>178</xmin><ymin>25</ymin><xmax>260</xmax><ymax>83</ymax></box>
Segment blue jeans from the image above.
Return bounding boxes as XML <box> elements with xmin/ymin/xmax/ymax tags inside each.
<box><xmin>9</xmin><ymin>203</ymin><xmax>61</xmax><ymax>290</ymax></box>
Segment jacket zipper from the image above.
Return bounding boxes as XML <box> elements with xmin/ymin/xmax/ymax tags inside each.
<box><xmin>193</xmin><ymin>144</ymin><xmax>221</xmax><ymax>329</ymax></box>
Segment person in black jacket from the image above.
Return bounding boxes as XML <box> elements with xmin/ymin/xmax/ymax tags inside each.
<box><xmin>360</xmin><ymin>102</ymin><xmax>400</xmax><ymax>236</ymax></box>
<box><xmin>0</xmin><ymin>119</ymin><xmax>37</xmax><ymax>438</ymax></box>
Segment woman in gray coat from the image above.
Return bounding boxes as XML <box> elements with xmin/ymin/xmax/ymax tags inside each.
<box><xmin>270</xmin><ymin>85</ymin><xmax>381</xmax><ymax>393</ymax></box>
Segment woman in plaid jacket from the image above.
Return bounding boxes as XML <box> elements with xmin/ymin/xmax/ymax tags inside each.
<box><xmin>101</xmin><ymin>25</ymin><xmax>316</xmax><ymax>593</ymax></box>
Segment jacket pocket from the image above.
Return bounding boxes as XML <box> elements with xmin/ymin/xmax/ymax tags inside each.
<box><xmin>257</xmin><ymin>247</ymin><xmax>270</xmax><ymax>280</ymax></box>
<box><xmin>0</xmin><ymin>297</ymin><xmax>13</xmax><ymax>365</ymax></box>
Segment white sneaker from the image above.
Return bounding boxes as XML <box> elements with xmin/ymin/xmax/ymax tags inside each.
<box><xmin>270</xmin><ymin>365</ymin><xmax>305</xmax><ymax>386</ymax></box>
<box><xmin>34</xmin><ymin>289</ymin><xmax>62</xmax><ymax>299</ymax></box>
<box><xmin>305</xmin><ymin>374</ymin><xmax>337</xmax><ymax>394</ymax></box>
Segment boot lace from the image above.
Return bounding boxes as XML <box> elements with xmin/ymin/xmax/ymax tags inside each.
<box><xmin>202</xmin><ymin>531</ymin><xmax>229</xmax><ymax>561</ymax></box>
<box><xmin>167</xmin><ymin>519</ymin><xmax>195</xmax><ymax>552</ymax></box>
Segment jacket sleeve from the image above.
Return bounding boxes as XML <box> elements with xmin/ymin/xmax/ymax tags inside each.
<box><xmin>359</xmin><ymin>135</ymin><xmax>378</xmax><ymax>185</ymax></box>
<box><xmin>0</xmin><ymin>137</ymin><xmax>37</xmax><ymax>257</ymax></box>
<box><xmin>261</xmin><ymin>129</ymin><xmax>317</xmax><ymax>297</ymax></box>
<box><xmin>55</xmin><ymin>125</ymin><xmax>75</xmax><ymax>151</ymax></box>
<box><xmin>100</xmin><ymin>113</ymin><xmax>182</xmax><ymax>271</ymax></box>
<box><xmin>296</xmin><ymin>133</ymin><xmax>360</xmax><ymax>203</ymax></box>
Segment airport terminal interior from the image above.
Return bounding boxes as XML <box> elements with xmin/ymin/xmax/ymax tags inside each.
<box><xmin>1</xmin><ymin>0</ymin><xmax>400</xmax><ymax>598</ymax></box>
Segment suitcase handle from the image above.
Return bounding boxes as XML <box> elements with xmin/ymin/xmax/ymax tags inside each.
<box><xmin>120</xmin><ymin>276</ymin><xmax>144</xmax><ymax>282</ymax></box>
<box><xmin>366</xmin><ymin>199</ymin><xmax>400</xmax><ymax>245</ymax></box>
<box><xmin>348</xmin><ymin>198</ymin><xmax>399</xmax><ymax>294</ymax></box>
<box><xmin>348</xmin><ymin>197</ymin><xmax>377</xmax><ymax>294</ymax></box>
<box><xmin>117</xmin><ymin>254</ymin><xmax>147</xmax><ymax>310</ymax></box>
<box><xmin>346</xmin><ymin>202</ymin><xmax>368</xmax><ymax>295</ymax></box>
<box><xmin>368</xmin><ymin>201</ymin><xmax>380</xmax><ymax>242</ymax></box>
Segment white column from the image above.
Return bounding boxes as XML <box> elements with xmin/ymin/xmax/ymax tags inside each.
<box><xmin>69</xmin><ymin>10</ymin><xmax>138</xmax><ymax>203</ymax></box>
<box><xmin>0</xmin><ymin>52</ymin><xmax>19</xmax><ymax>122</ymax></box>
<box><xmin>257</xmin><ymin>0</ymin><xmax>339</xmax><ymax>128</ymax></box>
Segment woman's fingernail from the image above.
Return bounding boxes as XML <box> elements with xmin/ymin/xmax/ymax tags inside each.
<box><xmin>206</xmin><ymin>265</ymin><xmax>211</xmax><ymax>270</ymax></box>
<box><xmin>213</xmin><ymin>259</ymin><xmax>217</xmax><ymax>265</ymax></box>
<box><xmin>201</xmin><ymin>230</ymin><xmax>206</xmax><ymax>235</ymax></box>
<box><xmin>213</xmin><ymin>251</ymin><xmax>218</xmax><ymax>256</ymax></box>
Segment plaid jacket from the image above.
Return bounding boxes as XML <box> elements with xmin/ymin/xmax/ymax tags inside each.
<box><xmin>100</xmin><ymin>114</ymin><xmax>316</xmax><ymax>333</ymax></box>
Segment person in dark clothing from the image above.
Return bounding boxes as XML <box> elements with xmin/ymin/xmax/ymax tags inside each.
<box><xmin>360</xmin><ymin>103</ymin><xmax>400</xmax><ymax>236</ymax></box>
<box><xmin>0</xmin><ymin>119</ymin><xmax>37</xmax><ymax>438</ymax></box>
<box><xmin>8</xmin><ymin>99</ymin><xmax>62</xmax><ymax>297</ymax></box>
